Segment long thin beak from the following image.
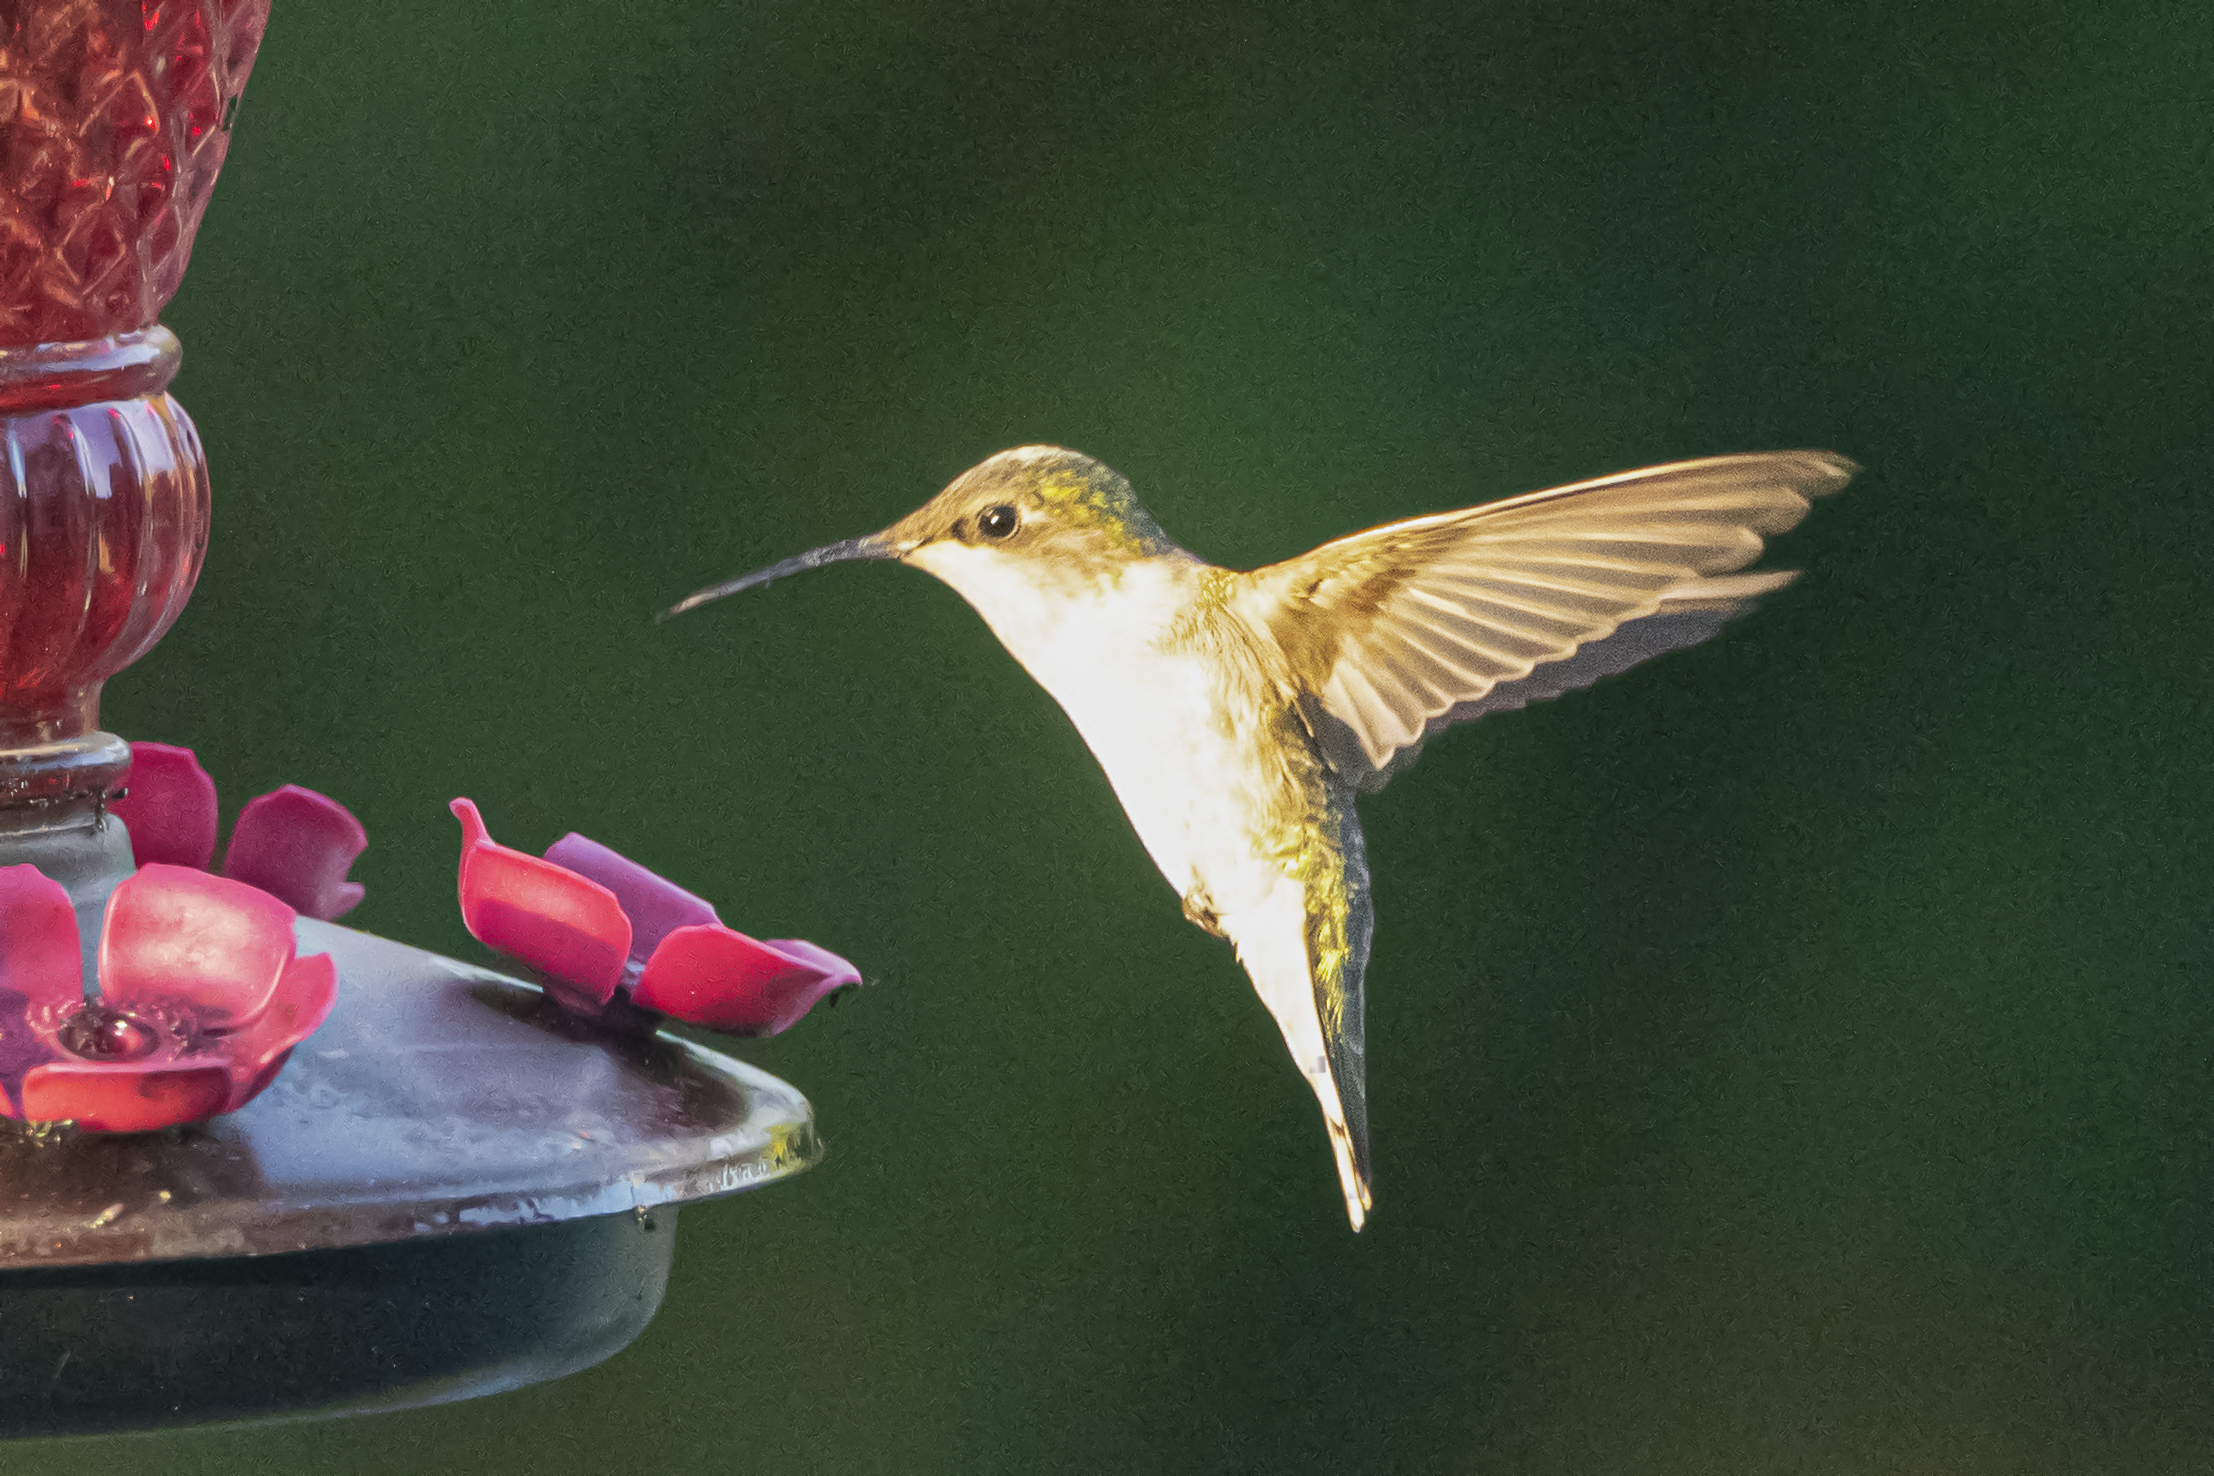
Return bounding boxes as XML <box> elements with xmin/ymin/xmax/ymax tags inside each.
<box><xmin>660</xmin><ymin>533</ymin><xmax>900</xmax><ymax>621</ymax></box>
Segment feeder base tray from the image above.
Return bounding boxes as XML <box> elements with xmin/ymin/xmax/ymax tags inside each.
<box><xmin>0</xmin><ymin>1207</ymin><xmax>678</xmax><ymax>1438</ymax></box>
<box><xmin>0</xmin><ymin>912</ymin><xmax>820</xmax><ymax>1439</ymax></box>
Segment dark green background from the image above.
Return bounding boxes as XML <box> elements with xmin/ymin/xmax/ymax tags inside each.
<box><xmin>22</xmin><ymin>0</ymin><xmax>2211</xmax><ymax>1470</ymax></box>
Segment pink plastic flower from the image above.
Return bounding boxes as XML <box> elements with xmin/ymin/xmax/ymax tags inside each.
<box><xmin>0</xmin><ymin>863</ymin><xmax>338</xmax><ymax>1132</ymax></box>
<box><xmin>450</xmin><ymin>798</ymin><xmax>859</xmax><ymax>1035</ymax></box>
<box><xmin>109</xmin><ymin>742</ymin><xmax>366</xmax><ymax>921</ymax></box>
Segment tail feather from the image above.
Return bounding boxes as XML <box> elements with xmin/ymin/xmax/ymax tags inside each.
<box><xmin>1222</xmin><ymin>798</ymin><xmax>1375</xmax><ymax>1230</ymax></box>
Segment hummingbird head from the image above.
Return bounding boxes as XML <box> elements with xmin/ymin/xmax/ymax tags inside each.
<box><xmin>885</xmin><ymin>444</ymin><xmax>1178</xmax><ymax>593</ymax></box>
<box><xmin>664</xmin><ymin>446</ymin><xmax>1184</xmax><ymax>624</ymax></box>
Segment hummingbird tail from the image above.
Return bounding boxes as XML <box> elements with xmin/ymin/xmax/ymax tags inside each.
<box><xmin>1325</xmin><ymin>1108</ymin><xmax>1374</xmax><ymax>1233</ymax></box>
<box><xmin>1224</xmin><ymin>806</ymin><xmax>1375</xmax><ymax>1232</ymax></box>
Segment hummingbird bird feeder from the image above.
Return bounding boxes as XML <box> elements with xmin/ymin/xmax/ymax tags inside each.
<box><xmin>0</xmin><ymin>0</ymin><xmax>843</xmax><ymax>1437</ymax></box>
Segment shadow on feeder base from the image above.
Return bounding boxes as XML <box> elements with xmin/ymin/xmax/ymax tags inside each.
<box><xmin>0</xmin><ymin>1206</ymin><xmax>678</xmax><ymax>1438</ymax></box>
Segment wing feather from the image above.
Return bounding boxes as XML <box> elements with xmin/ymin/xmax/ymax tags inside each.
<box><xmin>1239</xmin><ymin>450</ymin><xmax>1855</xmax><ymax>782</ymax></box>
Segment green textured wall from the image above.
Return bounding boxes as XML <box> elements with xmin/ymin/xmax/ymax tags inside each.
<box><xmin>23</xmin><ymin>0</ymin><xmax>2211</xmax><ymax>1470</ymax></box>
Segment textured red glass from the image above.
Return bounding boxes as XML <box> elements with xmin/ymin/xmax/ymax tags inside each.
<box><xmin>0</xmin><ymin>0</ymin><xmax>269</xmax><ymax>344</ymax></box>
<box><xmin>0</xmin><ymin>0</ymin><xmax>261</xmax><ymax>758</ymax></box>
<box><xmin>0</xmin><ymin>341</ymin><xmax>209</xmax><ymax>745</ymax></box>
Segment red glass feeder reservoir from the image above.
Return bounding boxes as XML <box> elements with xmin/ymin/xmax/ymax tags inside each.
<box><xmin>0</xmin><ymin>2</ymin><xmax>826</xmax><ymax>1438</ymax></box>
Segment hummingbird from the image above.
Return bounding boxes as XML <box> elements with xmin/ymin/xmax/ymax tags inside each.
<box><xmin>668</xmin><ymin>445</ymin><xmax>1855</xmax><ymax>1230</ymax></box>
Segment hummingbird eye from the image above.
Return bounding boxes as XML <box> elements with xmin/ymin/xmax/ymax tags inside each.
<box><xmin>977</xmin><ymin>504</ymin><xmax>1020</xmax><ymax>540</ymax></box>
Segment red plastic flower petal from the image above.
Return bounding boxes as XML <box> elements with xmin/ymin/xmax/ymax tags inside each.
<box><xmin>0</xmin><ymin>865</ymin><xmax>337</xmax><ymax>1131</ymax></box>
<box><xmin>110</xmin><ymin>742</ymin><xmax>218</xmax><ymax>870</ymax></box>
<box><xmin>99</xmin><ymin>865</ymin><xmax>296</xmax><ymax>1031</ymax></box>
<box><xmin>0</xmin><ymin>864</ymin><xmax>84</xmax><ymax>1014</ymax></box>
<box><xmin>543</xmin><ymin>832</ymin><xmax>718</xmax><ymax>968</ymax></box>
<box><xmin>634</xmin><ymin>925</ymin><xmax>861</xmax><ymax>1036</ymax></box>
<box><xmin>450</xmin><ymin>799</ymin><xmax>860</xmax><ymax>1037</ymax></box>
<box><xmin>219</xmin><ymin>951</ymin><xmax>339</xmax><ymax>1106</ymax></box>
<box><xmin>19</xmin><ymin>1060</ymin><xmax>233</xmax><ymax>1134</ymax></box>
<box><xmin>109</xmin><ymin>743</ymin><xmax>368</xmax><ymax>921</ymax></box>
<box><xmin>758</xmin><ymin>936</ymin><xmax>862</xmax><ymax>986</ymax></box>
<box><xmin>222</xmin><ymin>784</ymin><xmax>368</xmax><ymax>921</ymax></box>
<box><xmin>0</xmin><ymin>865</ymin><xmax>82</xmax><ymax>1115</ymax></box>
<box><xmin>452</xmin><ymin>799</ymin><xmax>632</xmax><ymax>1012</ymax></box>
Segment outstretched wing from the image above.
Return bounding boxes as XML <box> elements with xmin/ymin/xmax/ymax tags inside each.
<box><xmin>1238</xmin><ymin>451</ymin><xmax>1855</xmax><ymax>787</ymax></box>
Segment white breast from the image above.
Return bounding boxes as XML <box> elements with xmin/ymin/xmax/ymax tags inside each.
<box><xmin>905</xmin><ymin>544</ymin><xmax>1272</xmax><ymax>905</ymax></box>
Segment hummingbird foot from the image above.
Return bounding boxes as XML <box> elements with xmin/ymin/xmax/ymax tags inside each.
<box><xmin>1179</xmin><ymin>887</ymin><xmax>1224</xmax><ymax>938</ymax></box>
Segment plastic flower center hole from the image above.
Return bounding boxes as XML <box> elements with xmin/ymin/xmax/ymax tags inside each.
<box><xmin>59</xmin><ymin>1008</ymin><xmax>161</xmax><ymax>1062</ymax></box>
